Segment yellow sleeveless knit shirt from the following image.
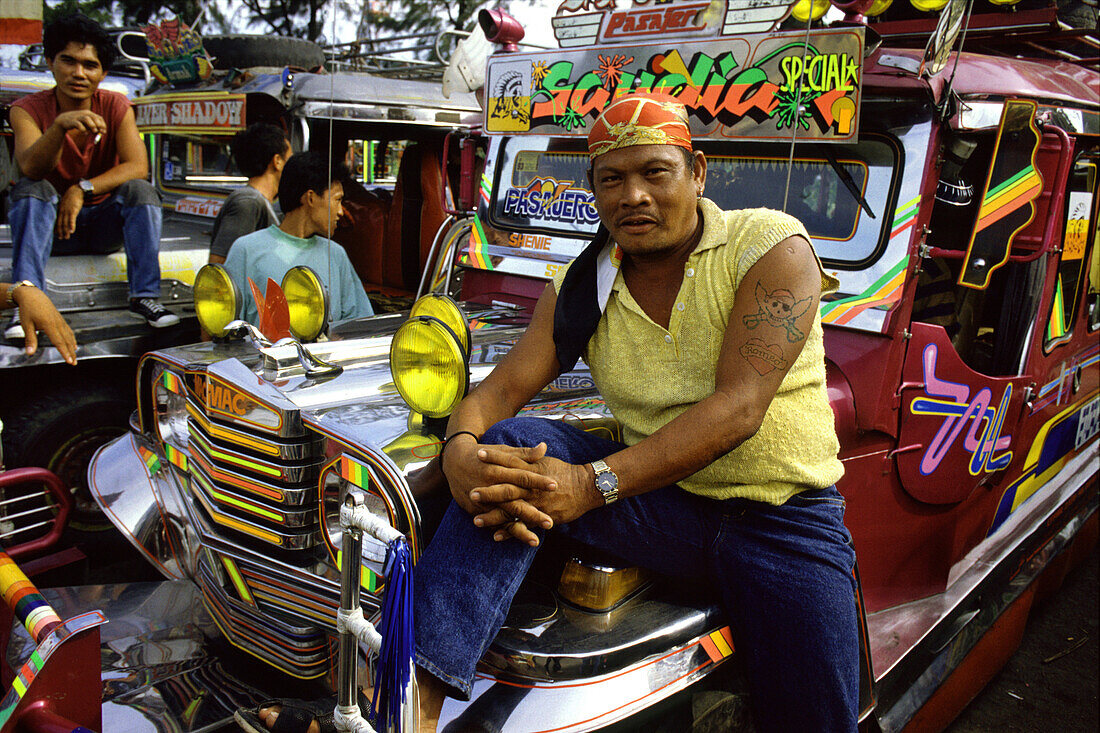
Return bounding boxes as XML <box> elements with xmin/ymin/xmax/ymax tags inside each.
<box><xmin>554</xmin><ymin>199</ymin><xmax>844</xmax><ymax>505</ymax></box>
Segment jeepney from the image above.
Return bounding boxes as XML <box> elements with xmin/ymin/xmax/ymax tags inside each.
<box><xmin>0</xmin><ymin>29</ymin><xmax>479</xmax><ymax>544</ymax></box>
<box><xmin>3</xmin><ymin>0</ymin><xmax>1098</xmax><ymax>731</ymax></box>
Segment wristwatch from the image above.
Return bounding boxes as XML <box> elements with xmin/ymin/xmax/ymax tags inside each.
<box><xmin>78</xmin><ymin>179</ymin><xmax>94</xmax><ymax>195</ymax></box>
<box><xmin>590</xmin><ymin>459</ymin><xmax>620</xmax><ymax>505</ymax></box>
<box><xmin>7</xmin><ymin>280</ymin><xmax>35</xmax><ymax>307</ymax></box>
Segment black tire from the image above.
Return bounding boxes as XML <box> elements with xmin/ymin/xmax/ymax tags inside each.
<box><xmin>3</xmin><ymin>381</ymin><xmax>132</xmax><ymax>533</ymax></box>
<box><xmin>202</xmin><ymin>35</ymin><xmax>326</xmax><ymax>71</ymax></box>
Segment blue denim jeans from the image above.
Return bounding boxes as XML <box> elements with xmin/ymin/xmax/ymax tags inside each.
<box><xmin>415</xmin><ymin>417</ymin><xmax>859</xmax><ymax>732</ymax></box>
<box><xmin>8</xmin><ymin>177</ymin><xmax>163</xmax><ymax>298</ymax></box>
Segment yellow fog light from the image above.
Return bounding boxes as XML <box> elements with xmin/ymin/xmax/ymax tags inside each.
<box><xmin>281</xmin><ymin>265</ymin><xmax>329</xmax><ymax>342</ymax></box>
<box><xmin>791</xmin><ymin>0</ymin><xmax>829</xmax><ymax>22</ymax></box>
<box><xmin>866</xmin><ymin>0</ymin><xmax>893</xmax><ymax>15</ymax></box>
<box><xmin>910</xmin><ymin>0</ymin><xmax>948</xmax><ymax>11</ymax></box>
<box><xmin>194</xmin><ymin>264</ymin><xmax>240</xmax><ymax>337</ymax></box>
<box><xmin>410</xmin><ymin>294</ymin><xmax>470</xmax><ymax>357</ymax></box>
<box><xmin>390</xmin><ymin>316</ymin><xmax>468</xmax><ymax>418</ymax></box>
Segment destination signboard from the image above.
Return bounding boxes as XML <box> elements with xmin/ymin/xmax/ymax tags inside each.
<box><xmin>134</xmin><ymin>93</ymin><xmax>247</xmax><ymax>134</ymax></box>
<box><xmin>484</xmin><ymin>27</ymin><xmax>864</xmax><ymax>143</ymax></box>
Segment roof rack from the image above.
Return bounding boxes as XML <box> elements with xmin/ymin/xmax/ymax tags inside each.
<box><xmin>870</xmin><ymin>4</ymin><xmax>1098</xmax><ymax>68</ymax></box>
<box><xmin>323</xmin><ymin>29</ymin><xmax>469</xmax><ymax>80</ymax></box>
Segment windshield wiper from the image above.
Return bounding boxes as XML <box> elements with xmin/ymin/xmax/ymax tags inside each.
<box><xmin>820</xmin><ymin>147</ymin><xmax>876</xmax><ymax>219</ymax></box>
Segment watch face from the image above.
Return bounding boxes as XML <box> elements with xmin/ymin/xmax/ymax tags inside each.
<box><xmin>597</xmin><ymin>474</ymin><xmax>616</xmax><ymax>491</ymax></box>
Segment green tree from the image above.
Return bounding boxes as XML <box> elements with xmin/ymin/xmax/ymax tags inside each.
<box><xmin>350</xmin><ymin>0</ymin><xmax>515</xmax><ymax>61</ymax></box>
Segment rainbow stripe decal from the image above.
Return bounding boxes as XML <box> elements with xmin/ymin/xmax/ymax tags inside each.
<box><xmin>480</xmin><ymin>172</ymin><xmax>492</xmax><ymax>206</ymax></box>
<box><xmin>975</xmin><ymin>165</ymin><xmax>1043</xmax><ymax>234</ymax></box>
<box><xmin>465</xmin><ymin>217</ymin><xmax>495</xmax><ymax>271</ymax></box>
<box><xmin>820</xmin><ymin>257</ymin><xmax>908</xmax><ymax>325</ymax></box>
<box><xmin>1045</xmin><ymin>276</ymin><xmax>1067</xmax><ymax>341</ymax></box>
<box><xmin>337</xmin><ymin>550</ymin><xmax>383</xmax><ymax>593</ymax></box>
<box><xmin>137</xmin><ymin>444</ymin><xmax>162</xmax><ymax>477</ymax></box>
<box><xmin>0</xmin><ymin>610</ymin><xmax>107</xmax><ymax>730</ymax></box>
<box><xmin>161</xmin><ymin>370</ymin><xmax>185</xmax><ymax>394</ymax></box>
<box><xmin>699</xmin><ymin>626</ymin><xmax>735</xmax><ymax>663</ymax></box>
<box><xmin>166</xmin><ymin>444</ymin><xmax>188</xmax><ymax>472</ymax></box>
<box><xmin>889</xmin><ymin>195</ymin><xmax>920</xmax><ymax>240</ymax></box>
<box><xmin>340</xmin><ymin>456</ymin><xmax>369</xmax><ymax>490</ymax></box>
<box><xmin>0</xmin><ymin>553</ymin><xmax>62</xmax><ymax>643</ymax></box>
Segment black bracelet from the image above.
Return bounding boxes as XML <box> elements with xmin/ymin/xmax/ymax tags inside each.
<box><xmin>442</xmin><ymin>430</ymin><xmax>480</xmax><ymax>457</ymax></box>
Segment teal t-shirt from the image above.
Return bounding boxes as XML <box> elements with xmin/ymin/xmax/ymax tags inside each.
<box><xmin>224</xmin><ymin>225</ymin><xmax>374</xmax><ymax>327</ymax></box>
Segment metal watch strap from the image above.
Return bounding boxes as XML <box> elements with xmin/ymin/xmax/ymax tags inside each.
<box><xmin>8</xmin><ymin>280</ymin><xmax>35</xmax><ymax>306</ymax></box>
<box><xmin>591</xmin><ymin>458</ymin><xmax>619</xmax><ymax>505</ymax></box>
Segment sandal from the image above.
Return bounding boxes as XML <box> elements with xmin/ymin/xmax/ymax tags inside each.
<box><xmin>235</xmin><ymin>690</ymin><xmax>370</xmax><ymax>733</ymax></box>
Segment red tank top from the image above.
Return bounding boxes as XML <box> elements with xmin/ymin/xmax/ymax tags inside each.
<box><xmin>11</xmin><ymin>88</ymin><xmax>131</xmax><ymax>205</ymax></box>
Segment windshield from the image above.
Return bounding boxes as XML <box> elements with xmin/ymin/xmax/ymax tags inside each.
<box><xmin>159</xmin><ymin>134</ymin><xmax>243</xmax><ymax>190</ymax></box>
<box><xmin>157</xmin><ymin>134</ymin><xmax>411</xmax><ymax>193</ymax></box>
<box><xmin>489</xmin><ymin>135</ymin><xmax>900</xmax><ymax>268</ymax></box>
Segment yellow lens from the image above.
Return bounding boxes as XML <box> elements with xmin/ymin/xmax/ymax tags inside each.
<box><xmin>194</xmin><ymin>264</ymin><xmax>240</xmax><ymax>337</ymax></box>
<box><xmin>390</xmin><ymin>317</ymin><xmax>468</xmax><ymax>418</ymax></box>
<box><xmin>409</xmin><ymin>294</ymin><xmax>470</xmax><ymax>356</ymax></box>
<box><xmin>866</xmin><ymin>0</ymin><xmax>893</xmax><ymax>15</ymax></box>
<box><xmin>791</xmin><ymin>0</ymin><xmax>830</xmax><ymax>22</ymax></box>
<box><xmin>910</xmin><ymin>0</ymin><xmax>948</xmax><ymax>11</ymax></box>
<box><xmin>282</xmin><ymin>266</ymin><xmax>328</xmax><ymax>341</ymax></box>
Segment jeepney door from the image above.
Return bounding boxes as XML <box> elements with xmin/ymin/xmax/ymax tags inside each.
<box><xmin>896</xmin><ymin>110</ymin><xmax>1076</xmax><ymax>505</ymax></box>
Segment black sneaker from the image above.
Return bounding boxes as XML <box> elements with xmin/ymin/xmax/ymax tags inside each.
<box><xmin>129</xmin><ymin>298</ymin><xmax>180</xmax><ymax>328</ymax></box>
<box><xmin>4</xmin><ymin>309</ymin><xmax>24</xmax><ymax>340</ymax></box>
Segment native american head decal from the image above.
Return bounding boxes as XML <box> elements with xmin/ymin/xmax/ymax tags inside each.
<box><xmin>743</xmin><ymin>283</ymin><xmax>813</xmax><ymax>342</ymax></box>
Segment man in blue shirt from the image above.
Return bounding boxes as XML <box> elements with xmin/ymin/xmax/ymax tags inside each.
<box><xmin>224</xmin><ymin>151</ymin><xmax>374</xmax><ymax>327</ymax></box>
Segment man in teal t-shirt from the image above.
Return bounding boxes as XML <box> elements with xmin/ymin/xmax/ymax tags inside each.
<box><xmin>224</xmin><ymin>150</ymin><xmax>374</xmax><ymax>327</ymax></box>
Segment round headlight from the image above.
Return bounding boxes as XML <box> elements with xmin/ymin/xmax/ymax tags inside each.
<box><xmin>409</xmin><ymin>294</ymin><xmax>470</xmax><ymax>357</ymax></box>
<box><xmin>194</xmin><ymin>264</ymin><xmax>240</xmax><ymax>337</ymax></box>
<box><xmin>790</xmin><ymin>0</ymin><xmax>829</xmax><ymax>22</ymax></box>
<box><xmin>152</xmin><ymin>364</ymin><xmax>189</xmax><ymax>450</ymax></box>
<box><xmin>909</xmin><ymin>0</ymin><xmax>948</xmax><ymax>11</ymax></box>
<box><xmin>390</xmin><ymin>316</ymin><xmax>468</xmax><ymax>418</ymax></box>
<box><xmin>281</xmin><ymin>265</ymin><xmax>329</xmax><ymax>342</ymax></box>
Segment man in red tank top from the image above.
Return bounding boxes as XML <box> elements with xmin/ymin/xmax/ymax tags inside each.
<box><xmin>6</xmin><ymin>13</ymin><xmax>179</xmax><ymax>340</ymax></box>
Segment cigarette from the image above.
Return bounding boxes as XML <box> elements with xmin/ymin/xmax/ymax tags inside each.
<box><xmin>93</xmin><ymin>133</ymin><xmax>102</xmax><ymax>144</ymax></box>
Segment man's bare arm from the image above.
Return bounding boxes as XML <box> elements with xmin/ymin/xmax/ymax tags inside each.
<box><xmin>9</xmin><ymin>106</ymin><xmax>80</xmax><ymax>180</ymax></box>
<box><xmin>439</xmin><ymin>283</ymin><xmax>566</xmax><ymax>539</ymax></box>
<box><xmin>472</xmin><ymin>235</ymin><xmax>823</xmax><ymax>526</ymax></box>
<box><xmin>81</xmin><ymin>108</ymin><xmax>148</xmax><ymax>195</ymax></box>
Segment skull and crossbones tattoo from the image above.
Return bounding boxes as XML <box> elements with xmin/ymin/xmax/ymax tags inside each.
<box><xmin>743</xmin><ymin>283</ymin><xmax>813</xmax><ymax>342</ymax></box>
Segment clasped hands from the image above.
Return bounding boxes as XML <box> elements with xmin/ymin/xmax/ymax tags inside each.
<box><xmin>442</xmin><ymin>437</ymin><xmax>603</xmax><ymax>547</ymax></box>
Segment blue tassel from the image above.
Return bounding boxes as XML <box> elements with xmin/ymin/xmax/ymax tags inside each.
<box><xmin>371</xmin><ymin>537</ymin><xmax>415</xmax><ymax>732</ymax></box>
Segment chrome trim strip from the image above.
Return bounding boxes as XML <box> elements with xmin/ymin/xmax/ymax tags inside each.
<box><xmin>190</xmin><ymin>477</ymin><xmax>323</xmax><ymax>549</ymax></box>
<box><xmin>189</xmin><ymin>466</ymin><xmax>318</xmax><ymax>529</ymax></box>
<box><xmin>871</xmin><ymin>446</ymin><xmax>1098</xmax><ymax>731</ymax></box>
<box><xmin>189</xmin><ymin>421</ymin><xmax>323</xmax><ymax>485</ymax></box>
<box><xmin>187</xmin><ymin>400</ymin><xmax>323</xmax><ymax>460</ymax></box>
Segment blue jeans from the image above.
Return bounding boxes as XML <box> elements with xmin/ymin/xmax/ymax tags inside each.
<box><xmin>8</xmin><ymin>177</ymin><xmax>163</xmax><ymax>298</ymax></box>
<box><xmin>415</xmin><ymin>417</ymin><xmax>859</xmax><ymax>732</ymax></box>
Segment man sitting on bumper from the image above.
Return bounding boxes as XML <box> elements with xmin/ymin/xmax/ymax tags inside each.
<box><xmin>260</xmin><ymin>93</ymin><xmax>858</xmax><ymax>733</ymax></box>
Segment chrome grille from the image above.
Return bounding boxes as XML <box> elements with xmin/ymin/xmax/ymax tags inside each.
<box><xmin>186</xmin><ymin>405</ymin><xmax>326</xmax><ymax>549</ymax></box>
<box><xmin>197</xmin><ymin>553</ymin><xmax>333</xmax><ymax>679</ymax></box>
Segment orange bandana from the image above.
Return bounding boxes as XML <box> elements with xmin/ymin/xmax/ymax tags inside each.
<box><xmin>587</xmin><ymin>93</ymin><xmax>693</xmax><ymax>160</ymax></box>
